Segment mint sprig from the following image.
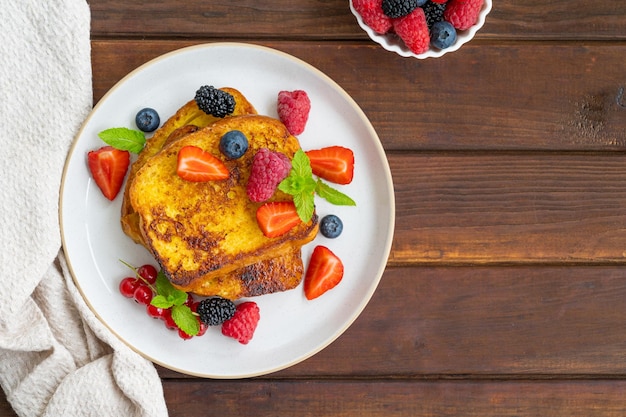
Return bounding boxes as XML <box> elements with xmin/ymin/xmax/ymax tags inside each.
<box><xmin>98</xmin><ymin>127</ymin><xmax>146</xmax><ymax>154</ymax></box>
<box><xmin>151</xmin><ymin>270</ymin><xmax>199</xmax><ymax>337</ymax></box>
<box><xmin>278</xmin><ymin>149</ymin><xmax>356</xmax><ymax>222</ymax></box>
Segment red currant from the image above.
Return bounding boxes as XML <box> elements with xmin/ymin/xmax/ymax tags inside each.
<box><xmin>137</xmin><ymin>264</ymin><xmax>158</xmax><ymax>285</ymax></box>
<box><xmin>133</xmin><ymin>284</ymin><xmax>153</xmax><ymax>305</ymax></box>
<box><xmin>146</xmin><ymin>304</ymin><xmax>167</xmax><ymax>319</ymax></box>
<box><xmin>162</xmin><ymin>309</ymin><xmax>178</xmax><ymax>330</ymax></box>
<box><xmin>119</xmin><ymin>277</ymin><xmax>140</xmax><ymax>298</ymax></box>
<box><xmin>184</xmin><ymin>293</ymin><xmax>195</xmax><ymax>307</ymax></box>
<box><xmin>196</xmin><ymin>320</ymin><xmax>208</xmax><ymax>337</ymax></box>
<box><xmin>178</xmin><ymin>328</ymin><xmax>193</xmax><ymax>340</ymax></box>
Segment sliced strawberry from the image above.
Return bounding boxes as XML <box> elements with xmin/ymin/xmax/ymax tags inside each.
<box><xmin>305</xmin><ymin>146</ymin><xmax>354</xmax><ymax>185</ymax></box>
<box><xmin>87</xmin><ymin>146</ymin><xmax>130</xmax><ymax>201</ymax></box>
<box><xmin>304</xmin><ymin>245</ymin><xmax>344</xmax><ymax>300</ymax></box>
<box><xmin>177</xmin><ymin>145</ymin><xmax>229</xmax><ymax>182</ymax></box>
<box><xmin>256</xmin><ymin>201</ymin><xmax>302</xmax><ymax>238</ymax></box>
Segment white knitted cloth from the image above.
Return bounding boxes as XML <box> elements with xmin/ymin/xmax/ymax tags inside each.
<box><xmin>0</xmin><ymin>2</ymin><xmax>169</xmax><ymax>416</ymax></box>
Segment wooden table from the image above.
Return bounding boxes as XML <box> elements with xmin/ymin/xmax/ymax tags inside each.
<box><xmin>4</xmin><ymin>1</ymin><xmax>626</xmax><ymax>415</ymax></box>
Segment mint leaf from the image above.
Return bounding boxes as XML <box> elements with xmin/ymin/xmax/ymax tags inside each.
<box><xmin>315</xmin><ymin>180</ymin><xmax>356</xmax><ymax>206</ymax></box>
<box><xmin>278</xmin><ymin>175</ymin><xmax>300</xmax><ymax>195</ymax></box>
<box><xmin>154</xmin><ymin>270</ymin><xmax>188</xmax><ymax>306</ymax></box>
<box><xmin>151</xmin><ymin>294</ymin><xmax>174</xmax><ymax>309</ymax></box>
<box><xmin>278</xmin><ymin>150</ymin><xmax>317</xmax><ymax>222</ymax></box>
<box><xmin>291</xmin><ymin>149</ymin><xmax>312</xmax><ymax>178</ymax></box>
<box><xmin>98</xmin><ymin>127</ymin><xmax>146</xmax><ymax>153</ymax></box>
<box><xmin>278</xmin><ymin>175</ymin><xmax>316</xmax><ymax>195</ymax></box>
<box><xmin>169</xmin><ymin>291</ymin><xmax>189</xmax><ymax>307</ymax></box>
<box><xmin>171</xmin><ymin>304</ymin><xmax>199</xmax><ymax>336</ymax></box>
<box><xmin>279</xmin><ymin>150</ymin><xmax>316</xmax><ymax>196</ymax></box>
<box><xmin>293</xmin><ymin>192</ymin><xmax>315</xmax><ymax>222</ymax></box>
<box><xmin>155</xmin><ymin>270</ymin><xmax>172</xmax><ymax>296</ymax></box>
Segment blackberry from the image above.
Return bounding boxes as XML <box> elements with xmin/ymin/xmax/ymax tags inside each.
<box><xmin>422</xmin><ymin>1</ymin><xmax>446</xmax><ymax>29</ymax></box>
<box><xmin>381</xmin><ymin>0</ymin><xmax>419</xmax><ymax>19</ymax></box>
<box><xmin>194</xmin><ymin>85</ymin><xmax>236</xmax><ymax>118</ymax></box>
<box><xmin>196</xmin><ymin>296</ymin><xmax>236</xmax><ymax>326</ymax></box>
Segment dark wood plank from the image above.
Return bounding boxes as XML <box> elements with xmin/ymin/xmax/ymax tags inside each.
<box><xmin>162</xmin><ymin>379</ymin><xmax>626</xmax><ymax>417</ymax></box>
<box><xmin>390</xmin><ymin>153</ymin><xmax>626</xmax><ymax>264</ymax></box>
<box><xmin>485</xmin><ymin>1</ymin><xmax>626</xmax><ymax>40</ymax></box>
<box><xmin>6</xmin><ymin>376</ymin><xmax>626</xmax><ymax>417</ymax></box>
<box><xmin>0</xmin><ymin>398</ymin><xmax>16</xmax><ymax>417</ymax></box>
<box><xmin>88</xmin><ymin>0</ymin><xmax>626</xmax><ymax>41</ymax></box>
<box><xmin>86</xmin><ymin>0</ymin><xmax>391</xmax><ymax>39</ymax></box>
<box><xmin>159</xmin><ymin>265</ymin><xmax>626</xmax><ymax>378</ymax></box>
<box><xmin>91</xmin><ymin>41</ymin><xmax>626</xmax><ymax>151</ymax></box>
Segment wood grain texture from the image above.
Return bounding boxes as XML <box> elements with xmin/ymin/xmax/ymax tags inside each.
<box><xmin>91</xmin><ymin>41</ymin><xmax>626</xmax><ymax>151</ymax></box>
<box><xmin>89</xmin><ymin>0</ymin><xmax>361</xmax><ymax>39</ymax></box>
<box><xmin>389</xmin><ymin>153</ymin><xmax>626</xmax><ymax>264</ymax></box>
<box><xmin>161</xmin><ymin>379</ymin><xmax>626</xmax><ymax>417</ymax></box>
<box><xmin>88</xmin><ymin>0</ymin><xmax>626</xmax><ymax>41</ymax></box>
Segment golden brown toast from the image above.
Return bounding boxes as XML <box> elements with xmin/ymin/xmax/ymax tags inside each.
<box><xmin>121</xmin><ymin>87</ymin><xmax>257</xmax><ymax>244</ymax></box>
<box><xmin>179</xmin><ymin>249</ymin><xmax>306</xmax><ymax>299</ymax></box>
<box><xmin>128</xmin><ymin>114</ymin><xmax>318</xmax><ymax>298</ymax></box>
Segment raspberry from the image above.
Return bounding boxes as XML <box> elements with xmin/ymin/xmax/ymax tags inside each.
<box><xmin>246</xmin><ymin>148</ymin><xmax>291</xmax><ymax>202</ymax></box>
<box><xmin>393</xmin><ymin>7</ymin><xmax>430</xmax><ymax>55</ymax></box>
<box><xmin>443</xmin><ymin>0</ymin><xmax>483</xmax><ymax>30</ymax></box>
<box><xmin>277</xmin><ymin>90</ymin><xmax>311</xmax><ymax>136</ymax></box>
<box><xmin>221</xmin><ymin>301</ymin><xmax>260</xmax><ymax>345</ymax></box>
<box><xmin>352</xmin><ymin>0</ymin><xmax>392</xmax><ymax>34</ymax></box>
<box><xmin>381</xmin><ymin>0</ymin><xmax>419</xmax><ymax>18</ymax></box>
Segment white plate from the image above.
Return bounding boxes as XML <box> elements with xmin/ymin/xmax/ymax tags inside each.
<box><xmin>60</xmin><ymin>42</ymin><xmax>395</xmax><ymax>378</ymax></box>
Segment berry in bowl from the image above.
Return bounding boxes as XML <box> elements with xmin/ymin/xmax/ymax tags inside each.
<box><xmin>350</xmin><ymin>0</ymin><xmax>492</xmax><ymax>59</ymax></box>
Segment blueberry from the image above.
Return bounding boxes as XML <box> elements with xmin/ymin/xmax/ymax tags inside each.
<box><xmin>135</xmin><ymin>108</ymin><xmax>160</xmax><ymax>132</ymax></box>
<box><xmin>219</xmin><ymin>130</ymin><xmax>249</xmax><ymax>159</ymax></box>
<box><xmin>416</xmin><ymin>0</ymin><xmax>427</xmax><ymax>5</ymax></box>
<box><xmin>320</xmin><ymin>214</ymin><xmax>343</xmax><ymax>239</ymax></box>
<box><xmin>430</xmin><ymin>21</ymin><xmax>457</xmax><ymax>50</ymax></box>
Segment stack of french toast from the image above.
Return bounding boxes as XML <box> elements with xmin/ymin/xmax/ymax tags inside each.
<box><xmin>120</xmin><ymin>88</ymin><xmax>319</xmax><ymax>300</ymax></box>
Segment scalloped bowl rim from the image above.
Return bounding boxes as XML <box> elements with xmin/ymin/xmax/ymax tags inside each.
<box><xmin>349</xmin><ymin>0</ymin><xmax>492</xmax><ymax>59</ymax></box>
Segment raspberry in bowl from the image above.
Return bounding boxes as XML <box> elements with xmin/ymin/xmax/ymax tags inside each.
<box><xmin>350</xmin><ymin>0</ymin><xmax>492</xmax><ymax>59</ymax></box>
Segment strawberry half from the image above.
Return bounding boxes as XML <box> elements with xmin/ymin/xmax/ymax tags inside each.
<box><xmin>304</xmin><ymin>245</ymin><xmax>344</xmax><ymax>300</ymax></box>
<box><xmin>256</xmin><ymin>201</ymin><xmax>302</xmax><ymax>238</ymax></box>
<box><xmin>305</xmin><ymin>146</ymin><xmax>354</xmax><ymax>185</ymax></box>
<box><xmin>87</xmin><ymin>146</ymin><xmax>130</xmax><ymax>201</ymax></box>
<box><xmin>177</xmin><ymin>145</ymin><xmax>229</xmax><ymax>182</ymax></box>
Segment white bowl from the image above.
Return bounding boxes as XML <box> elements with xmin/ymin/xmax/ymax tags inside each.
<box><xmin>349</xmin><ymin>0</ymin><xmax>492</xmax><ymax>59</ymax></box>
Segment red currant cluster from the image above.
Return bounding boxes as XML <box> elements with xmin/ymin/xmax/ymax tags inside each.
<box><xmin>118</xmin><ymin>264</ymin><xmax>207</xmax><ymax>340</ymax></box>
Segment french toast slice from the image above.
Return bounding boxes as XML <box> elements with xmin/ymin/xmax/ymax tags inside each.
<box><xmin>121</xmin><ymin>87</ymin><xmax>257</xmax><ymax>244</ymax></box>
<box><xmin>179</xmin><ymin>248</ymin><xmax>306</xmax><ymax>299</ymax></box>
<box><xmin>129</xmin><ymin>114</ymin><xmax>319</xmax><ymax>297</ymax></box>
